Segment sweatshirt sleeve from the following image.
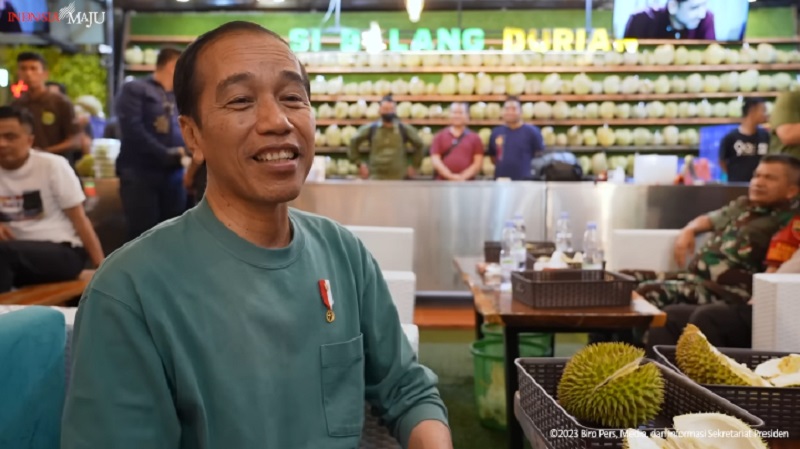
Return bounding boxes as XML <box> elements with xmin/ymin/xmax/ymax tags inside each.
<box><xmin>357</xmin><ymin>245</ymin><xmax>449</xmax><ymax>448</ymax></box>
<box><xmin>61</xmin><ymin>288</ymin><xmax>180</xmax><ymax>449</ymax></box>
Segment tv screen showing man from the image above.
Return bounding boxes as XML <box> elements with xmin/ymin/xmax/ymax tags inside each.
<box><xmin>0</xmin><ymin>0</ymin><xmax>50</xmax><ymax>34</ymax></box>
<box><xmin>616</xmin><ymin>0</ymin><xmax>749</xmax><ymax>41</ymax></box>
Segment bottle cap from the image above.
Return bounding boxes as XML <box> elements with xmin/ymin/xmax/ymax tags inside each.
<box><xmin>560</xmin><ymin>211</ymin><xmax>569</xmax><ymax>218</ymax></box>
<box><xmin>587</xmin><ymin>221</ymin><xmax>597</xmax><ymax>229</ymax></box>
<box><xmin>505</xmin><ymin>220</ymin><xmax>515</xmax><ymax>227</ymax></box>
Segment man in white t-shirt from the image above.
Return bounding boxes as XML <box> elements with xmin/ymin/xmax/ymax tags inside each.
<box><xmin>0</xmin><ymin>106</ymin><xmax>104</xmax><ymax>293</ymax></box>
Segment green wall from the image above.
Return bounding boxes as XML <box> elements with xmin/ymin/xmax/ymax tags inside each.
<box><xmin>130</xmin><ymin>7</ymin><xmax>796</xmax><ymax>39</ymax></box>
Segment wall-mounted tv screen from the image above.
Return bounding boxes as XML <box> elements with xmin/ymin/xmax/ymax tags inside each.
<box><xmin>614</xmin><ymin>0</ymin><xmax>749</xmax><ymax>41</ymax></box>
<box><xmin>0</xmin><ymin>0</ymin><xmax>51</xmax><ymax>34</ymax></box>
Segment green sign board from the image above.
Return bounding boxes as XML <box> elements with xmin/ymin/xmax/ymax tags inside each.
<box><xmin>289</xmin><ymin>27</ymin><xmax>486</xmax><ymax>52</ymax></box>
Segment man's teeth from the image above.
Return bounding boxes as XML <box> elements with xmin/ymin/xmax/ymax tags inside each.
<box><xmin>254</xmin><ymin>150</ymin><xmax>294</xmax><ymax>162</ymax></box>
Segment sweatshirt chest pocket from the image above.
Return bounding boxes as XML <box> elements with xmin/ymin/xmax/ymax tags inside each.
<box><xmin>320</xmin><ymin>334</ymin><xmax>365</xmax><ymax>437</ymax></box>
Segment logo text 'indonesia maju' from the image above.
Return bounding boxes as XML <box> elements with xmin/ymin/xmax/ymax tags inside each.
<box><xmin>7</xmin><ymin>2</ymin><xmax>105</xmax><ymax>28</ymax></box>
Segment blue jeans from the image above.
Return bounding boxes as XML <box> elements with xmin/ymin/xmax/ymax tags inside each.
<box><xmin>119</xmin><ymin>168</ymin><xmax>186</xmax><ymax>241</ymax></box>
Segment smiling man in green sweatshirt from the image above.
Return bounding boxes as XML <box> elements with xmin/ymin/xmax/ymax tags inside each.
<box><xmin>60</xmin><ymin>21</ymin><xmax>451</xmax><ymax>449</ymax></box>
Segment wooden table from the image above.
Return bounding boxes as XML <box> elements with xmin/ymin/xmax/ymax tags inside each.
<box><xmin>454</xmin><ymin>257</ymin><xmax>667</xmax><ymax>449</ymax></box>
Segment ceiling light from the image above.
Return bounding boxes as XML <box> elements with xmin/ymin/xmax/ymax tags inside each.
<box><xmin>405</xmin><ymin>0</ymin><xmax>424</xmax><ymax>23</ymax></box>
<box><xmin>176</xmin><ymin>0</ymin><xmax>189</xmax><ymax>3</ymax></box>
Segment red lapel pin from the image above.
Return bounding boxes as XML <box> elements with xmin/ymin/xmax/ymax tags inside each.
<box><xmin>318</xmin><ymin>279</ymin><xmax>335</xmax><ymax>323</ymax></box>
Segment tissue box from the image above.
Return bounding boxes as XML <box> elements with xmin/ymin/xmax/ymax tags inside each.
<box><xmin>752</xmin><ymin>274</ymin><xmax>800</xmax><ymax>351</ymax></box>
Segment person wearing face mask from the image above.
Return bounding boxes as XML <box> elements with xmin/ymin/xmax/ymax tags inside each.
<box><xmin>348</xmin><ymin>95</ymin><xmax>425</xmax><ymax>180</ymax></box>
<box><xmin>623</xmin><ymin>0</ymin><xmax>716</xmax><ymax>40</ymax></box>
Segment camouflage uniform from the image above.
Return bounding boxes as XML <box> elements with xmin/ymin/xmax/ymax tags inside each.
<box><xmin>631</xmin><ymin>196</ymin><xmax>798</xmax><ymax>309</ymax></box>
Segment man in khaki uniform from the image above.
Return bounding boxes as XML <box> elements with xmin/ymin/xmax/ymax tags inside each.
<box><xmin>12</xmin><ymin>52</ymin><xmax>81</xmax><ymax>166</ymax></box>
<box><xmin>348</xmin><ymin>96</ymin><xmax>424</xmax><ymax>180</ymax></box>
<box><xmin>769</xmin><ymin>90</ymin><xmax>800</xmax><ymax>158</ymax></box>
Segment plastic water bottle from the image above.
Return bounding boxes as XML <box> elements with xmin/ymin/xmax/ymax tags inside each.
<box><xmin>500</xmin><ymin>221</ymin><xmax>517</xmax><ymax>289</ymax></box>
<box><xmin>512</xmin><ymin>214</ymin><xmax>527</xmax><ymax>269</ymax></box>
<box><xmin>582</xmin><ymin>222</ymin><xmax>604</xmax><ymax>270</ymax></box>
<box><xmin>555</xmin><ymin>211</ymin><xmax>573</xmax><ymax>253</ymax></box>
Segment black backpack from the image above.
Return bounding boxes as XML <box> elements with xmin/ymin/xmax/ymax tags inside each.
<box><xmin>540</xmin><ymin>161</ymin><xmax>584</xmax><ymax>181</ymax></box>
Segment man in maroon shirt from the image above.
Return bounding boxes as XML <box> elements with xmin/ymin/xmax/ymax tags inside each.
<box><xmin>430</xmin><ymin>103</ymin><xmax>484</xmax><ymax>181</ymax></box>
<box><xmin>624</xmin><ymin>0</ymin><xmax>716</xmax><ymax>40</ymax></box>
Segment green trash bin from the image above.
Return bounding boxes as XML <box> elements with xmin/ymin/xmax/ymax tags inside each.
<box><xmin>470</xmin><ymin>339</ymin><xmax>548</xmax><ymax>431</ymax></box>
<box><xmin>480</xmin><ymin>323</ymin><xmax>554</xmax><ymax>357</ymax></box>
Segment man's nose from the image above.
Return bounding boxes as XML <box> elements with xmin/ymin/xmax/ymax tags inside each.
<box><xmin>255</xmin><ymin>98</ymin><xmax>291</xmax><ymax>135</ymax></box>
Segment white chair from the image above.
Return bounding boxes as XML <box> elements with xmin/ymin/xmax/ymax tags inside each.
<box><xmin>751</xmin><ymin>274</ymin><xmax>800</xmax><ymax>351</ymax></box>
<box><xmin>345</xmin><ymin>226</ymin><xmax>420</xmax><ymax>449</ymax></box>
<box><xmin>345</xmin><ymin>226</ymin><xmax>414</xmax><ymax>272</ymax></box>
<box><xmin>345</xmin><ymin>225</ymin><xmax>418</xmax><ymax>353</ymax></box>
<box><xmin>606</xmin><ymin>229</ymin><xmax>710</xmax><ymax>272</ymax></box>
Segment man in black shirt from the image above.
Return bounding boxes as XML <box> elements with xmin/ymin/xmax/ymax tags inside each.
<box><xmin>719</xmin><ymin>98</ymin><xmax>770</xmax><ymax>183</ymax></box>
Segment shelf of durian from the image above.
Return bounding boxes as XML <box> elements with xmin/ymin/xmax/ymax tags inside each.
<box><xmin>317</xmin><ymin>122</ymin><xmax>703</xmax><ymax>155</ymax></box>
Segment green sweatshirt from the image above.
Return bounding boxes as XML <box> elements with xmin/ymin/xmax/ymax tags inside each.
<box><xmin>61</xmin><ymin>200</ymin><xmax>447</xmax><ymax>449</ymax></box>
<box><xmin>348</xmin><ymin>121</ymin><xmax>424</xmax><ymax>180</ymax></box>
<box><xmin>769</xmin><ymin>91</ymin><xmax>800</xmax><ymax>158</ymax></box>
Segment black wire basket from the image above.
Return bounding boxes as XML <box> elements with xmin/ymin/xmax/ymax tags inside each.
<box><xmin>516</xmin><ymin>357</ymin><xmax>764</xmax><ymax>449</ymax></box>
<box><xmin>654</xmin><ymin>345</ymin><xmax>800</xmax><ymax>439</ymax></box>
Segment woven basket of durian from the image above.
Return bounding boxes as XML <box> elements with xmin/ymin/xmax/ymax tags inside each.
<box><xmin>515</xmin><ymin>342</ymin><xmax>765</xmax><ymax>449</ymax></box>
<box><xmin>653</xmin><ymin>324</ymin><xmax>800</xmax><ymax>438</ymax></box>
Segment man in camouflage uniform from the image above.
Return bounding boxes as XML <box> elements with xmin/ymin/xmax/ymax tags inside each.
<box><xmin>636</xmin><ymin>155</ymin><xmax>800</xmax><ymax>308</ymax></box>
<box><xmin>641</xmin><ymin>154</ymin><xmax>800</xmax><ymax>350</ymax></box>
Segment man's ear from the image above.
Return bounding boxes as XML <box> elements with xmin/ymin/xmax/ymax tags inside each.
<box><xmin>178</xmin><ymin>115</ymin><xmax>205</xmax><ymax>164</ymax></box>
<box><xmin>787</xmin><ymin>184</ymin><xmax>800</xmax><ymax>201</ymax></box>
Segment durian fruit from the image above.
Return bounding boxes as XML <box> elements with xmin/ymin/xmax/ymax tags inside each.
<box><xmin>676</xmin><ymin>324</ymin><xmax>771</xmax><ymax>387</ymax></box>
<box><xmin>585</xmin><ymin>103</ymin><xmax>600</xmax><ymax>119</ymax></box>
<box><xmin>622</xmin><ymin>430</ymin><xmax>662</xmax><ymax>449</ymax></box>
<box><xmin>481</xmin><ymin>158</ymin><xmax>495</xmax><ymax>178</ymax></box>
<box><xmin>755</xmin><ymin>354</ymin><xmax>800</xmax><ymax>387</ymax></box>
<box><xmin>597</xmin><ymin>126</ymin><xmax>616</xmax><ymax>148</ymax></box>
<box><xmin>624</xmin><ymin>413</ymin><xmax>767</xmax><ymax>449</ymax></box>
<box><xmin>567</xmin><ymin>126</ymin><xmax>583</xmax><ymax>146</ymax></box>
<box><xmin>672</xmin><ymin>413</ymin><xmax>768</xmax><ymax>449</ymax></box>
<box><xmin>557</xmin><ymin>342</ymin><xmax>665</xmax><ymax>428</ymax></box>
<box><xmin>419</xmin><ymin>157</ymin><xmax>434</xmax><ymax>176</ymax></box>
<box><xmin>582</xmin><ymin>129</ymin><xmax>598</xmax><ymax>147</ymax></box>
<box><xmin>521</xmin><ymin>102</ymin><xmax>535</xmax><ymax>120</ymax></box>
<box><xmin>541</xmin><ymin>127</ymin><xmax>556</xmax><ymax>147</ymax></box>
<box><xmin>478</xmin><ymin>128</ymin><xmax>492</xmax><ymax>147</ymax></box>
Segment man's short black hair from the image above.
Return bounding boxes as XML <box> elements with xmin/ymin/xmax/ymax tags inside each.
<box><xmin>381</xmin><ymin>94</ymin><xmax>395</xmax><ymax>104</ymax></box>
<box><xmin>505</xmin><ymin>96</ymin><xmax>521</xmax><ymax>106</ymax></box>
<box><xmin>156</xmin><ymin>47</ymin><xmax>182</xmax><ymax>69</ymax></box>
<box><xmin>761</xmin><ymin>154</ymin><xmax>800</xmax><ymax>186</ymax></box>
<box><xmin>743</xmin><ymin>98</ymin><xmax>766</xmax><ymax>118</ymax></box>
<box><xmin>0</xmin><ymin>106</ymin><xmax>36</xmax><ymax>132</ymax></box>
<box><xmin>46</xmin><ymin>81</ymin><xmax>67</xmax><ymax>95</ymax></box>
<box><xmin>16</xmin><ymin>52</ymin><xmax>47</xmax><ymax>69</ymax></box>
<box><xmin>174</xmin><ymin>21</ymin><xmax>310</xmax><ymax>127</ymax></box>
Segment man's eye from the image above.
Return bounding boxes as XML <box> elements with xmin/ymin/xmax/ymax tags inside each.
<box><xmin>228</xmin><ymin>97</ymin><xmax>251</xmax><ymax>106</ymax></box>
<box><xmin>283</xmin><ymin>95</ymin><xmax>305</xmax><ymax>103</ymax></box>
